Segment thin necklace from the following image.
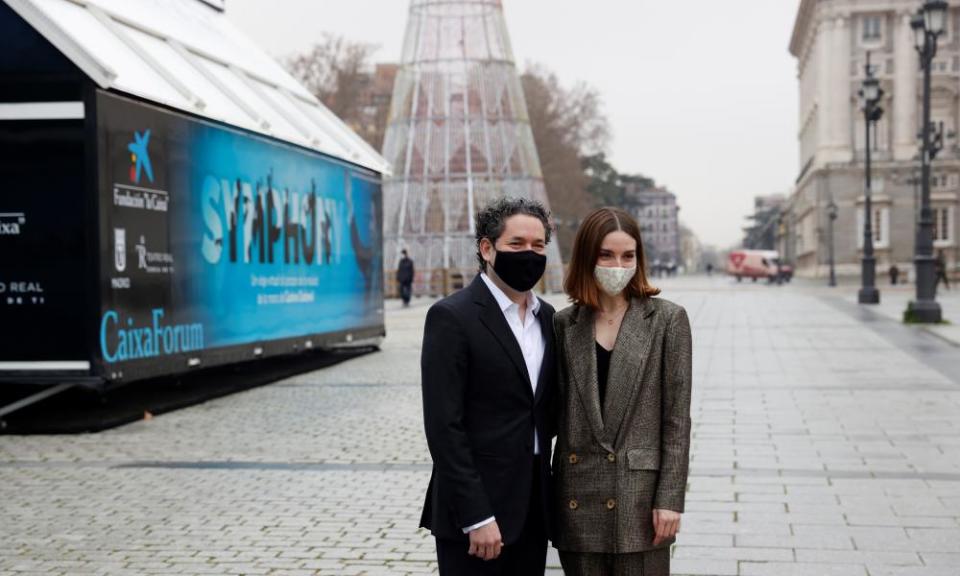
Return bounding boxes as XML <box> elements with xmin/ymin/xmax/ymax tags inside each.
<box><xmin>599</xmin><ymin>302</ymin><xmax>628</xmax><ymax>326</ymax></box>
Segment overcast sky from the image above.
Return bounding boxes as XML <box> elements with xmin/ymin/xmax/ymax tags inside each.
<box><xmin>227</xmin><ymin>0</ymin><xmax>801</xmax><ymax>248</ymax></box>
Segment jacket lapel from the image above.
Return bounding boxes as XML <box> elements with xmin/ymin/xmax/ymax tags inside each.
<box><xmin>565</xmin><ymin>305</ymin><xmax>608</xmax><ymax>451</ymax></box>
<box><xmin>534</xmin><ymin>300</ymin><xmax>553</xmax><ymax>406</ymax></box>
<box><xmin>601</xmin><ymin>297</ymin><xmax>656</xmax><ymax>447</ymax></box>
<box><xmin>472</xmin><ymin>277</ymin><xmax>532</xmax><ymax>390</ymax></box>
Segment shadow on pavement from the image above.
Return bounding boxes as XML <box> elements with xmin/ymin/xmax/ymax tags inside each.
<box><xmin>0</xmin><ymin>347</ymin><xmax>376</xmax><ymax>435</ymax></box>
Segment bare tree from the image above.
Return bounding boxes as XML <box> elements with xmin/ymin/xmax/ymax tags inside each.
<box><xmin>286</xmin><ymin>34</ymin><xmax>385</xmax><ymax>148</ymax></box>
<box><xmin>522</xmin><ymin>64</ymin><xmax>611</xmax><ymax>258</ymax></box>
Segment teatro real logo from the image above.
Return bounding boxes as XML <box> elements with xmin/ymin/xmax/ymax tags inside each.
<box><xmin>135</xmin><ymin>235</ymin><xmax>175</xmax><ymax>274</ymax></box>
<box><xmin>114</xmin><ymin>228</ymin><xmax>127</xmax><ymax>272</ymax></box>
<box><xmin>0</xmin><ymin>212</ymin><xmax>26</xmax><ymax>236</ymax></box>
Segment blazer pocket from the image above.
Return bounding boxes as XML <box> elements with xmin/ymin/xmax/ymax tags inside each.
<box><xmin>627</xmin><ymin>448</ymin><xmax>661</xmax><ymax>471</ymax></box>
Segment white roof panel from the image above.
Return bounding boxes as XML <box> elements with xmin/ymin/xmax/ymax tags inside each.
<box><xmin>2</xmin><ymin>0</ymin><xmax>390</xmax><ymax>174</ymax></box>
<box><xmin>121</xmin><ymin>25</ymin><xmax>258</xmax><ymax>131</ymax></box>
<box><xmin>82</xmin><ymin>0</ymin><xmax>313</xmax><ymax>98</ymax></box>
<box><xmin>30</xmin><ymin>0</ymin><xmax>192</xmax><ymax>109</ymax></box>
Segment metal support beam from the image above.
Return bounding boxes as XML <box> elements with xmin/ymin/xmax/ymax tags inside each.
<box><xmin>0</xmin><ymin>383</ymin><xmax>76</xmax><ymax>427</ymax></box>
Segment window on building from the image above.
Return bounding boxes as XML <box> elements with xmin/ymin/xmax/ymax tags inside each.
<box><xmin>855</xmin><ymin>115</ymin><xmax>890</xmax><ymax>152</ymax></box>
<box><xmin>862</xmin><ymin>15</ymin><xmax>883</xmax><ymax>43</ymax></box>
<box><xmin>931</xmin><ymin>173</ymin><xmax>951</xmax><ymax>189</ymax></box>
<box><xmin>857</xmin><ymin>205</ymin><xmax>890</xmax><ymax>249</ymax></box>
<box><xmin>933</xmin><ymin>206</ymin><xmax>954</xmax><ymax>245</ymax></box>
<box><xmin>874</xmin><ymin>208</ymin><xmax>883</xmax><ymax>244</ymax></box>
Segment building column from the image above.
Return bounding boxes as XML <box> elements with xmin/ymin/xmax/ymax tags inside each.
<box><xmin>894</xmin><ymin>10</ymin><xmax>919</xmax><ymax>160</ymax></box>
<box><xmin>833</xmin><ymin>16</ymin><xmax>853</xmax><ymax>160</ymax></box>
<box><xmin>817</xmin><ymin>17</ymin><xmax>836</xmax><ymax>159</ymax></box>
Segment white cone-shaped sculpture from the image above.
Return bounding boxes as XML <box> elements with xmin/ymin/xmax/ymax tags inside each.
<box><xmin>382</xmin><ymin>0</ymin><xmax>563</xmax><ymax>294</ymax></box>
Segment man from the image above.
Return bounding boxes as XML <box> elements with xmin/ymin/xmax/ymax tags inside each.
<box><xmin>420</xmin><ymin>197</ymin><xmax>556</xmax><ymax>575</ymax></box>
<box><xmin>935</xmin><ymin>250</ymin><xmax>951</xmax><ymax>292</ymax></box>
<box><xmin>397</xmin><ymin>249</ymin><xmax>415</xmax><ymax>307</ymax></box>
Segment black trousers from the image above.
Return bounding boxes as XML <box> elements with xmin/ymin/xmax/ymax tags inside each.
<box><xmin>400</xmin><ymin>282</ymin><xmax>412</xmax><ymax>304</ymax></box>
<box><xmin>435</xmin><ymin>456</ymin><xmax>547</xmax><ymax>576</ymax></box>
<box><xmin>935</xmin><ymin>272</ymin><xmax>950</xmax><ymax>291</ymax></box>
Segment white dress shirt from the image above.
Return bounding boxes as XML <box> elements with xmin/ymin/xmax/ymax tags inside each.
<box><xmin>464</xmin><ymin>273</ymin><xmax>545</xmax><ymax>533</ymax></box>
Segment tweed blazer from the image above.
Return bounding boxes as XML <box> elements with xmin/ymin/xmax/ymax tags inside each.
<box><xmin>551</xmin><ymin>296</ymin><xmax>692</xmax><ymax>554</ymax></box>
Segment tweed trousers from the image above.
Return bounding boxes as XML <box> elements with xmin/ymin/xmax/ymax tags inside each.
<box><xmin>559</xmin><ymin>548</ymin><xmax>670</xmax><ymax>576</ymax></box>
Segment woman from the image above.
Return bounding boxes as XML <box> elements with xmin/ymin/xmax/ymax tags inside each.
<box><xmin>552</xmin><ymin>207</ymin><xmax>692</xmax><ymax>575</ymax></box>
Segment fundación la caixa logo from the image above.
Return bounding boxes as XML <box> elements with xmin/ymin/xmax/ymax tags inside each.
<box><xmin>128</xmin><ymin>129</ymin><xmax>154</xmax><ymax>185</ymax></box>
<box><xmin>113</xmin><ymin>128</ymin><xmax>168</xmax><ymax>213</ymax></box>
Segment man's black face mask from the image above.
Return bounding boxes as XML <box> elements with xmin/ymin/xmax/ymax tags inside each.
<box><xmin>493</xmin><ymin>249</ymin><xmax>547</xmax><ymax>292</ymax></box>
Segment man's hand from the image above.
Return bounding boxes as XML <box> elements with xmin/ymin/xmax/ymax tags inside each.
<box><xmin>468</xmin><ymin>521</ymin><xmax>503</xmax><ymax>561</ymax></box>
<box><xmin>652</xmin><ymin>509</ymin><xmax>681</xmax><ymax>546</ymax></box>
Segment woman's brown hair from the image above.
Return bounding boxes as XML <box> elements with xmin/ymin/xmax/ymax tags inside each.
<box><xmin>564</xmin><ymin>207</ymin><xmax>660</xmax><ymax>308</ymax></box>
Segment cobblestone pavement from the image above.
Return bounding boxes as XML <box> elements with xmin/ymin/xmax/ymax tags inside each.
<box><xmin>2</xmin><ymin>277</ymin><xmax>959</xmax><ymax>575</ymax></box>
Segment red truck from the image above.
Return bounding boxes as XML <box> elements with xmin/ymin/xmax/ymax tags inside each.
<box><xmin>727</xmin><ymin>250</ymin><xmax>793</xmax><ymax>283</ymax></box>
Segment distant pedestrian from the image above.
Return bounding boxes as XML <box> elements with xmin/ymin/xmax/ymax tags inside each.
<box><xmin>889</xmin><ymin>264</ymin><xmax>900</xmax><ymax>286</ymax></box>
<box><xmin>706</xmin><ymin>263</ymin><xmax>714</xmax><ymax>277</ymax></box>
<box><xmin>397</xmin><ymin>249</ymin><xmax>415</xmax><ymax>306</ymax></box>
<box><xmin>934</xmin><ymin>250</ymin><xmax>950</xmax><ymax>292</ymax></box>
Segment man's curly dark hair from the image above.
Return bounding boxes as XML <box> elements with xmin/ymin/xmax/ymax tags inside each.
<box><xmin>475</xmin><ymin>197</ymin><xmax>552</xmax><ymax>273</ymax></box>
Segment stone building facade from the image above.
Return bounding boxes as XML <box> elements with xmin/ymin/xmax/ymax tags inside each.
<box><xmin>624</xmin><ymin>182</ymin><xmax>681</xmax><ymax>266</ymax></box>
<box><xmin>785</xmin><ymin>0</ymin><xmax>959</xmax><ymax>279</ymax></box>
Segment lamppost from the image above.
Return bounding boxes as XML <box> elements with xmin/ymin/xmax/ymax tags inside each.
<box><xmin>827</xmin><ymin>200</ymin><xmax>838</xmax><ymax>287</ymax></box>
<box><xmin>858</xmin><ymin>52</ymin><xmax>884</xmax><ymax>304</ymax></box>
<box><xmin>908</xmin><ymin>0</ymin><xmax>948</xmax><ymax>323</ymax></box>
<box><xmin>908</xmin><ymin>171</ymin><xmax>919</xmax><ymax>224</ymax></box>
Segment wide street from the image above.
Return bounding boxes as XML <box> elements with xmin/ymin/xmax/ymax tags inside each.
<box><xmin>2</xmin><ymin>277</ymin><xmax>960</xmax><ymax>576</ymax></box>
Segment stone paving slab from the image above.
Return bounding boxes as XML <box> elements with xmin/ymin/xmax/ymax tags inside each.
<box><xmin>1</xmin><ymin>277</ymin><xmax>959</xmax><ymax>575</ymax></box>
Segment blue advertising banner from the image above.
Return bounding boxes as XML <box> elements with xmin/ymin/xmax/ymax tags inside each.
<box><xmin>98</xmin><ymin>92</ymin><xmax>383</xmax><ymax>377</ymax></box>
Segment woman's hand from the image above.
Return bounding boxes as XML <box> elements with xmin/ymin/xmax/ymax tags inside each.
<box><xmin>652</xmin><ymin>509</ymin><xmax>681</xmax><ymax>546</ymax></box>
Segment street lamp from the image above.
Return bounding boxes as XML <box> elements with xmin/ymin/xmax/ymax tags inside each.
<box><xmin>907</xmin><ymin>0</ymin><xmax>948</xmax><ymax>323</ymax></box>
<box><xmin>858</xmin><ymin>52</ymin><xmax>883</xmax><ymax>304</ymax></box>
<box><xmin>827</xmin><ymin>200</ymin><xmax>838</xmax><ymax>287</ymax></box>
<box><xmin>923</xmin><ymin>0</ymin><xmax>949</xmax><ymax>35</ymax></box>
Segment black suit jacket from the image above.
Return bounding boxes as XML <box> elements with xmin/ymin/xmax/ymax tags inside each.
<box><xmin>420</xmin><ymin>276</ymin><xmax>557</xmax><ymax>544</ymax></box>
